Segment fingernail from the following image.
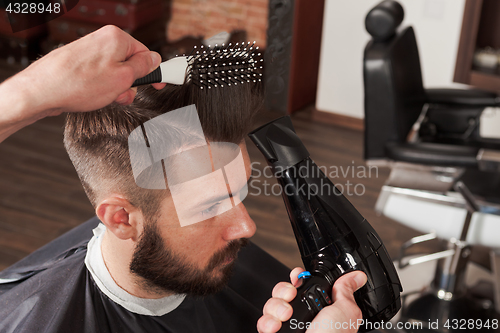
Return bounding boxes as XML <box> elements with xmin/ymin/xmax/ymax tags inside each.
<box><xmin>116</xmin><ymin>95</ymin><xmax>127</xmax><ymax>105</ymax></box>
<box><xmin>277</xmin><ymin>304</ymin><xmax>289</xmax><ymax>320</ymax></box>
<box><xmin>150</xmin><ymin>52</ymin><xmax>161</xmax><ymax>68</ymax></box>
<box><xmin>354</xmin><ymin>273</ymin><xmax>367</xmax><ymax>290</ymax></box>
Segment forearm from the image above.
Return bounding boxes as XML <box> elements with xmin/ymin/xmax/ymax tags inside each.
<box><xmin>0</xmin><ymin>74</ymin><xmax>47</xmax><ymax>143</ymax></box>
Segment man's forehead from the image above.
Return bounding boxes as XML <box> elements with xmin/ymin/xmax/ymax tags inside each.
<box><xmin>165</xmin><ymin>141</ymin><xmax>248</xmax><ymax>184</ymax></box>
<box><xmin>167</xmin><ymin>141</ymin><xmax>250</xmax><ymax>206</ymax></box>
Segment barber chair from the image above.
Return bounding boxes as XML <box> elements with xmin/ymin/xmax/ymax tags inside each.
<box><xmin>364</xmin><ymin>1</ymin><xmax>500</xmax><ymax>331</ymax></box>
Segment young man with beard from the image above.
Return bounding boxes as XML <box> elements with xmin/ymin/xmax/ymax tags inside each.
<box><xmin>0</xmin><ymin>26</ymin><xmax>366</xmax><ymax>333</ymax></box>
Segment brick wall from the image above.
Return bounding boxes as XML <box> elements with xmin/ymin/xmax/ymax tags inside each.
<box><xmin>167</xmin><ymin>0</ymin><xmax>268</xmax><ymax>48</ymax></box>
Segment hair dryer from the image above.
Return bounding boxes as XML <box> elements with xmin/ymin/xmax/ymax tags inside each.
<box><xmin>248</xmin><ymin>116</ymin><xmax>402</xmax><ymax>332</ymax></box>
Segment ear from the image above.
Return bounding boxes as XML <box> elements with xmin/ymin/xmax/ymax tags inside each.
<box><xmin>96</xmin><ymin>196</ymin><xmax>141</xmax><ymax>241</ymax></box>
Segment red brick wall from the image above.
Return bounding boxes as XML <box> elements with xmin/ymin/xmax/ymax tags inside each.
<box><xmin>167</xmin><ymin>0</ymin><xmax>268</xmax><ymax>48</ymax></box>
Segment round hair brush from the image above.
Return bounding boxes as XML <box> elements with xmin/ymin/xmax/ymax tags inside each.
<box><xmin>132</xmin><ymin>42</ymin><xmax>263</xmax><ymax>89</ymax></box>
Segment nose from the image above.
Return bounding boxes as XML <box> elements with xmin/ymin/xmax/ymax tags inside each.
<box><xmin>222</xmin><ymin>202</ymin><xmax>256</xmax><ymax>241</ymax></box>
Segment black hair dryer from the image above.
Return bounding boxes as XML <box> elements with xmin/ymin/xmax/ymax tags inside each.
<box><xmin>248</xmin><ymin>116</ymin><xmax>402</xmax><ymax>332</ymax></box>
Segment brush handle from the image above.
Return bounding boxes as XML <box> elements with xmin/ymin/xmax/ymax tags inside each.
<box><xmin>132</xmin><ymin>67</ymin><xmax>162</xmax><ymax>87</ymax></box>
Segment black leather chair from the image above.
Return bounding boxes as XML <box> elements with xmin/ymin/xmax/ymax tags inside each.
<box><xmin>364</xmin><ymin>1</ymin><xmax>500</xmax><ymax>166</ymax></box>
<box><xmin>364</xmin><ymin>1</ymin><xmax>500</xmax><ymax>331</ymax></box>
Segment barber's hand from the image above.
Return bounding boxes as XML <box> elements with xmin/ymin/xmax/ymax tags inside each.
<box><xmin>257</xmin><ymin>267</ymin><xmax>367</xmax><ymax>333</ymax></box>
<box><xmin>0</xmin><ymin>25</ymin><xmax>165</xmax><ymax>142</ymax></box>
<box><xmin>18</xmin><ymin>24</ymin><xmax>164</xmax><ymax>114</ymax></box>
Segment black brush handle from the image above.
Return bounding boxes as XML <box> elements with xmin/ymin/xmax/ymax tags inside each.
<box><xmin>132</xmin><ymin>67</ymin><xmax>162</xmax><ymax>87</ymax></box>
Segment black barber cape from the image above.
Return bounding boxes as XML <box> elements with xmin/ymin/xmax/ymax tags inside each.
<box><xmin>0</xmin><ymin>217</ymin><xmax>290</xmax><ymax>333</ymax></box>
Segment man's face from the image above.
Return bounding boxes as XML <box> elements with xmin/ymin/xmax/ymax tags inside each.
<box><xmin>130</xmin><ymin>142</ymin><xmax>256</xmax><ymax>296</ymax></box>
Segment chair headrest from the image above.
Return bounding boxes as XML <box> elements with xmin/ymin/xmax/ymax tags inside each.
<box><xmin>365</xmin><ymin>0</ymin><xmax>404</xmax><ymax>42</ymax></box>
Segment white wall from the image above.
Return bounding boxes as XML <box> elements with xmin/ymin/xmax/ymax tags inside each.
<box><xmin>316</xmin><ymin>0</ymin><xmax>466</xmax><ymax>119</ymax></box>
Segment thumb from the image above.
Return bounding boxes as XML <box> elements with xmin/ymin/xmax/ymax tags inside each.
<box><xmin>125</xmin><ymin>51</ymin><xmax>162</xmax><ymax>80</ymax></box>
<box><xmin>332</xmin><ymin>271</ymin><xmax>367</xmax><ymax>303</ymax></box>
<box><xmin>289</xmin><ymin>267</ymin><xmax>305</xmax><ymax>287</ymax></box>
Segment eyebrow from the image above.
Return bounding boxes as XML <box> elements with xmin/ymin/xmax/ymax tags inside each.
<box><xmin>192</xmin><ymin>175</ymin><xmax>253</xmax><ymax>209</ymax></box>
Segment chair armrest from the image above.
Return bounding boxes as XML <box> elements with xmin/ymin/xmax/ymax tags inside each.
<box><xmin>477</xmin><ymin>149</ymin><xmax>500</xmax><ymax>172</ymax></box>
<box><xmin>385</xmin><ymin>142</ymin><xmax>479</xmax><ymax>167</ymax></box>
<box><xmin>426</xmin><ymin>88</ymin><xmax>500</xmax><ymax>107</ymax></box>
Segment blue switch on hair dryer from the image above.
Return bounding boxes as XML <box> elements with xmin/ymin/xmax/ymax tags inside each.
<box><xmin>248</xmin><ymin>116</ymin><xmax>402</xmax><ymax>332</ymax></box>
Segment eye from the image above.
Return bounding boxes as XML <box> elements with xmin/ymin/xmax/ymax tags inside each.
<box><xmin>201</xmin><ymin>202</ymin><xmax>221</xmax><ymax>217</ymax></box>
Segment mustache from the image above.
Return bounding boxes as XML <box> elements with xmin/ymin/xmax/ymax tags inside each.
<box><xmin>206</xmin><ymin>238</ymin><xmax>249</xmax><ymax>271</ymax></box>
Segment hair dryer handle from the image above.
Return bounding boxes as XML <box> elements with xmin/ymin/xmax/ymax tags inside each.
<box><xmin>279</xmin><ymin>274</ymin><xmax>333</xmax><ymax>333</ymax></box>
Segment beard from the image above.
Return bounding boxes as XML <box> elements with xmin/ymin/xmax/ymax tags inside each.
<box><xmin>129</xmin><ymin>219</ymin><xmax>249</xmax><ymax>297</ymax></box>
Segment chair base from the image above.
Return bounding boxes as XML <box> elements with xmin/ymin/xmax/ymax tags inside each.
<box><xmin>378</xmin><ymin>257</ymin><xmax>500</xmax><ymax>332</ymax></box>
<box><xmin>400</xmin><ymin>291</ymin><xmax>499</xmax><ymax>332</ymax></box>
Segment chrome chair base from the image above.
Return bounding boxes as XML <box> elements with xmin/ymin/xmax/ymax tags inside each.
<box><xmin>379</xmin><ymin>254</ymin><xmax>500</xmax><ymax>333</ymax></box>
<box><xmin>373</xmin><ymin>163</ymin><xmax>500</xmax><ymax>332</ymax></box>
<box><xmin>400</xmin><ymin>291</ymin><xmax>499</xmax><ymax>332</ymax></box>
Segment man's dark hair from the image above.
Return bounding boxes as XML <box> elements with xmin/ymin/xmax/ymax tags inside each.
<box><xmin>63</xmin><ymin>83</ymin><xmax>262</xmax><ymax>218</ymax></box>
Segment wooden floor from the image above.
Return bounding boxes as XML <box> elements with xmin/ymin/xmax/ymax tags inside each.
<box><xmin>0</xmin><ymin>94</ymin><xmax>432</xmax><ymax>272</ymax></box>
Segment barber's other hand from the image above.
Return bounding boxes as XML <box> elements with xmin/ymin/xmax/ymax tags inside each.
<box><xmin>257</xmin><ymin>267</ymin><xmax>367</xmax><ymax>333</ymax></box>
<box><xmin>5</xmin><ymin>25</ymin><xmax>164</xmax><ymax>118</ymax></box>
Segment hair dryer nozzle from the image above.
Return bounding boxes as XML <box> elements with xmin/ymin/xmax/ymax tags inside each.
<box><xmin>248</xmin><ymin>116</ymin><xmax>309</xmax><ymax>171</ymax></box>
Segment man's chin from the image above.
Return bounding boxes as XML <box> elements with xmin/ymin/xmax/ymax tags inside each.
<box><xmin>213</xmin><ymin>259</ymin><xmax>236</xmax><ymax>280</ymax></box>
<box><xmin>205</xmin><ymin>261</ymin><xmax>235</xmax><ymax>292</ymax></box>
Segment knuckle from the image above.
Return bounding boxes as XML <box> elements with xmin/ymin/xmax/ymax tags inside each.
<box><xmin>272</xmin><ymin>282</ymin><xmax>291</xmax><ymax>298</ymax></box>
<box><xmin>256</xmin><ymin>318</ymin><xmax>264</xmax><ymax>333</ymax></box>
<box><xmin>257</xmin><ymin>315</ymin><xmax>279</xmax><ymax>333</ymax></box>
<box><xmin>257</xmin><ymin>316</ymin><xmax>269</xmax><ymax>333</ymax></box>
<box><xmin>117</xmin><ymin>65</ymin><xmax>136</xmax><ymax>85</ymax></box>
<box><xmin>263</xmin><ymin>298</ymin><xmax>282</xmax><ymax>316</ymax></box>
<box><xmin>271</xmin><ymin>282</ymin><xmax>283</xmax><ymax>294</ymax></box>
<box><xmin>262</xmin><ymin>298</ymin><xmax>276</xmax><ymax>315</ymax></box>
<box><xmin>99</xmin><ymin>25</ymin><xmax>125</xmax><ymax>51</ymax></box>
<box><xmin>101</xmin><ymin>25</ymin><xmax>122</xmax><ymax>37</ymax></box>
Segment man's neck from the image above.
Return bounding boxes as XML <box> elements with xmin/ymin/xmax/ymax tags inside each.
<box><xmin>100</xmin><ymin>230</ymin><xmax>174</xmax><ymax>299</ymax></box>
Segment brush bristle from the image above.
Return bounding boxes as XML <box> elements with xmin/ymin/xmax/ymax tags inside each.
<box><xmin>185</xmin><ymin>42</ymin><xmax>263</xmax><ymax>90</ymax></box>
